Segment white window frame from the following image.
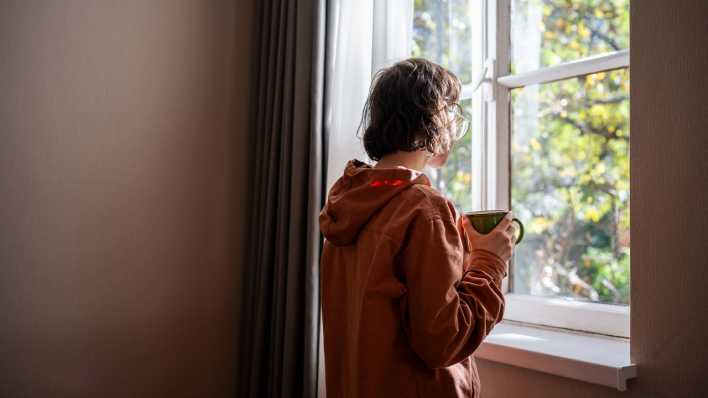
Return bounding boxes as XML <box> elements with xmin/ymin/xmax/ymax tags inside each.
<box><xmin>371</xmin><ymin>0</ymin><xmax>631</xmax><ymax>338</ymax></box>
<box><xmin>459</xmin><ymin>0</ymin><xmax>631</xmax><ymax>338</ymax></box>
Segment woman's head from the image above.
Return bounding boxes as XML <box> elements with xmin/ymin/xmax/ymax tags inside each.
<box><xmin>360</xmin><ymin>58</ymin><xmax>468</xmax><ymax>166</ymax></box>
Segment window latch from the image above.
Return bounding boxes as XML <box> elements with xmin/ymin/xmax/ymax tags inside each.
<box><xmin>470</xmin><ymin>58</ymin><xmax>496</xmax><ymax>102</ymax></box>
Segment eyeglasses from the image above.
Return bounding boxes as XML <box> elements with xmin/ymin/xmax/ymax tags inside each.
<box><xmin>446</xmin><ymin>103</ymin><xmax>470</xmax><ymax>141</ymax></box>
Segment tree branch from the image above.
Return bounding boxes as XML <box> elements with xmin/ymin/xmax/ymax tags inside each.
<box><xmin>556</xmin><ymin>114</ymin><xmax>628</xmax><ymax>141</ymax></box>
<box><xmin>586</xmin><ymin>96</ymin><xmax>629</xmax><ymax>105</ymax></box>
<box><xmin>584</xmin><ymin>16</ymin><xmax>622</xmax><ymax>51</ymax></box>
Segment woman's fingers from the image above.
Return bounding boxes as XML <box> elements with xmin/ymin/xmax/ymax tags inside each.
<box><xmin>495</xmin><ymin>215</ymin><xmax>513</xmax><ymax>232</ymax></box>
<box><xmin>504</xmin><ymin>231</ymin><xmax>515</xmax><ymax>246</ymax></box>
<box><xmin>464</xmin><ymin>213</ymin><xmax>518</xmax><ymax>261</ymax></box>
<box><xmin>461</xmin><ymin>216</ymin><xmax>481</xmax><ymax>238</ymax></box>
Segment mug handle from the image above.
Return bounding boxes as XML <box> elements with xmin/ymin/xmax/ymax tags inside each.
<box><xmin>512</xmin><ymin>218</ymin><xmax>524</xmax><ymax>244</ymax></box>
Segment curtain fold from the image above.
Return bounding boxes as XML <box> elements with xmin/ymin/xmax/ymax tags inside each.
<box><xmin>238</xmin><ymin>0</ymin><xmax>326</xmax><ymax>397</ymax></box>
<box><xmin>372</xmin><ymin>0</ymin><xmax>414</xmax><ymax>72</ymax></box>
<box><xmin>323</xmin><ymin>0</ymin><xmax>373</xmax><ymax>190</ymax></box>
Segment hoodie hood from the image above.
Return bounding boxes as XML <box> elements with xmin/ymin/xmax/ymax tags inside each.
<box><xmin>319</xmin><ymin>159</ymin><xmax>431</xmax><ymax>246</ymax></box>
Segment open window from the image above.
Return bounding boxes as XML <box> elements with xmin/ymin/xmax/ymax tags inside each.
<box><xmin>407</xmin><ymin>0</ymin><xmax>630</xmax><ymax>337</ymax></box>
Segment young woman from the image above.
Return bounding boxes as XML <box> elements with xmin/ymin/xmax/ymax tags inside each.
<box><xmin>319</xmin><ymin>58</ymin><xmax>517</xmax><ymax>398</ymax></box>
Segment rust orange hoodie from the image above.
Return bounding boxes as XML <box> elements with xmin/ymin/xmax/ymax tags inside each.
<box><xmin>319</xmin><ymin>160</ymin><xmax>508</xmax><ymax>398</ymax></box>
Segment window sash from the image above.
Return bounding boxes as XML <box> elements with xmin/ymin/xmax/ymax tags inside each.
<box><xmin>497</xmin><ymin>49</ymin><xmax>630</xmax><ymax>88</ymax></box>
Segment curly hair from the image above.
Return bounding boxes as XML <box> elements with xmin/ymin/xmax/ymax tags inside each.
<box><xmin>359</xmin><ymin>58</ymin><xmax>462</xmax><ymax>161</ymax></box>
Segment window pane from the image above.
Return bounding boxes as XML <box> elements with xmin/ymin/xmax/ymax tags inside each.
<box><xmin>511</xmin><ymin>69</ymin><xmax>630</xmax><ymax>305</ymax></box>
<box><xmin>511</xmin><ymin>0</ymin><xmax>629</xmax><ymax>74</ymax></box>
<box><xmin>427</xmin><ymin>99</ymin><xmax>474</xmax><ymax>212</ymax></box>
<box><xmin>412</xmin><ymin>0</ymin><xmax>475</xmax><ymax>83</ymax></box>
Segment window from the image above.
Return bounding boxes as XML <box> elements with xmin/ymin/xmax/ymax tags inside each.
<box><xmin>411</xmin><ymin>0</ymin><xmax>630</xmax><ymax>337</ymax></box>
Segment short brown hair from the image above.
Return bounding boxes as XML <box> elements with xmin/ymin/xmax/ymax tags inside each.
<box><xmin>359</xmin><ymin>58</ymin><xmax>462</xmax><ymax>161</ymax></box>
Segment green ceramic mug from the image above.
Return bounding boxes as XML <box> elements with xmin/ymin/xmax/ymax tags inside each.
<box><xmin>465</xmin><ymin>210</ymin><xmax>524</xmax><ymax>244</ymax></box>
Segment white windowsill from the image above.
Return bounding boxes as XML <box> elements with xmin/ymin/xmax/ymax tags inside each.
<box><xmin>475</xmin><ymin>321</ymin><xmax>637</xmax><ymax>391</ymax></box>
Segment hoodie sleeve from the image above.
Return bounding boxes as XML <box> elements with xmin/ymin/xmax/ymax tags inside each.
<box><xmin>400</xmin><ymin>207</ymin><xmax>507</xmax><ymax>369</ymax></box>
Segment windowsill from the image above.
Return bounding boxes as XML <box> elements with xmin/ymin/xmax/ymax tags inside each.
<box><xmin>475</xmin><ymin>320</ymin><xmax>637</xmax><ymax>391</ymax></box>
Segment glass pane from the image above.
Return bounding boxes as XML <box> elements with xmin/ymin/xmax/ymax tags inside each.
<box><xmin>511</xmin><ymin>69</ymin><xmax>630</xmax><ymax>305</ymax></box>
<box><xmin>511</xmin><ymin>0</ymin><xmax>630</xmax><ymax>74</ymax></box>
<box><xmin>427</xmin><ymin>99</ymin><xmax>474</xmax><ymax>212</ymax></box>
<box><xmin>412</xmin><ymin>0</ymin><xmax>475</xmax><ymax>83</ymax></box>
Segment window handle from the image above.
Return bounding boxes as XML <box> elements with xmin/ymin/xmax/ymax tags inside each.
<box><xmin>467</xmin><ymin>58</ymin><xmax>496</xmax><ymax>102</ymax></box>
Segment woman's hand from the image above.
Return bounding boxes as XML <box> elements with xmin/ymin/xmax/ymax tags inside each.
<box><xmin>460</xmin><ymin>213</ymin><xmax>517</xmax><ymax>263</ymax></box>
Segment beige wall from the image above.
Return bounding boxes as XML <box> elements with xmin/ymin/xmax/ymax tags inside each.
<box><xmin>0</xmin><ymin>1</ymin><xmax>256</xmax><ymax>396</ymax></box>
<box><xmin>477</xmin><ymin>1</ymin><xmax>708</xmax><ymax>397</ymax></box>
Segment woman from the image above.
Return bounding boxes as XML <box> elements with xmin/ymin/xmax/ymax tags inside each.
<box><xmin>319</xmin><ymin>58</ymin><xmax>516</xmax><ymax>398</ymax></box>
